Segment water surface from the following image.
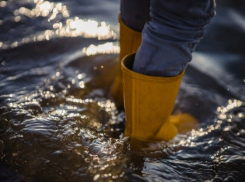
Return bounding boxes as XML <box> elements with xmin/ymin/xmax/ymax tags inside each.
<box><xmin>0</xmin><ymin>0</ymin><xmax>245</xmax><ymax>181</ymax></box>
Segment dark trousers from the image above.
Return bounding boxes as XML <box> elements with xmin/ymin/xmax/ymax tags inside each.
<box><xmin>121</xmin><ymin>0</ymin><xmax>216</xmax><ymax>76</ymax></box>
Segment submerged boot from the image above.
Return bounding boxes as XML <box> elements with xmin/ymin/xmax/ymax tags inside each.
<box><xmin>121</xmin><ymin>53</ymin><xmax>195</xmax><ymax>142</ymax></box>
<box><xmin>110</xmin><ymin>15</ymin><xmax>142</xmax><ymax>109</ymax></box>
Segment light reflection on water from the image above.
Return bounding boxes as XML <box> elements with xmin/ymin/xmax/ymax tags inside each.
<box><xmin>0</xmin><ymin>0</ymin><xmax>245</xmax><ymax>181</ymax></box>
<box><xmin>0</xmin><ymin>0</ymin><xmax>117</xmax><ymax>49</ymax></box>
<box><xmin>82</xmin><ymin>42</ymin><xmax>119</xmax><ymax>56</ymax></box>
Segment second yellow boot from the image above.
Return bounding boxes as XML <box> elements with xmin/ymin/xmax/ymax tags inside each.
<box><xmin>110</xmin><ymin>15</ymin><xmax>142</xmax><ymax>109</ymax></box>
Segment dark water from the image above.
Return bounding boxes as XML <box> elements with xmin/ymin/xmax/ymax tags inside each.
<box><xmin>0</xmin><ymin>0</ymin><xmax>245</xmax><ymax>181</ymax></box>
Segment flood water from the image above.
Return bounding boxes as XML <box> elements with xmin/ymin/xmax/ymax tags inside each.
<box><xmin>0</xmin><ymin>0</ymin><xmax>245</xmax><ymax>181</ymax></box>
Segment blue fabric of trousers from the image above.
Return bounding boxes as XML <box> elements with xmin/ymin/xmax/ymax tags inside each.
<box><xmin>121</xmin><ymin>0</ymin><xmax>216</xmax><ymax>77</ymax></box>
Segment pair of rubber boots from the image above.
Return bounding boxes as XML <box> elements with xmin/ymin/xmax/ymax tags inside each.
<box><xmin>111</xmin><ymin>16</ymin><xmax>197</xmax><ymax>142</ymax></box>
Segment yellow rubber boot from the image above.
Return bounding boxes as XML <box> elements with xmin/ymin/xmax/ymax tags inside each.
<box><xmin>169</xmin><ymin>113</ymin><xmax>198</xmax><ymax>134</ymax></box>
<box><xmin>121</xmin><ymin>53</ymin><xmax>185</xmax><ymax>142</ymax></box>
<box><xmin>110</xmin><ymin>15</ymin><xmax>142</xmax><ymax>109</ymax></box>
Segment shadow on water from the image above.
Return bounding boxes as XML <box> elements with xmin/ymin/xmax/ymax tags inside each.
<box><xmin>0</xmin><ymin>0</ymin><xmax>245</xmax><ymax>181</ymax></box>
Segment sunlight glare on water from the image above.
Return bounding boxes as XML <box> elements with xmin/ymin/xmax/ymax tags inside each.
<box><xmin>82</xmin><ymin>43</ymin><xmax>119</xmax><ymax>56</ymax></box>
<box><xmin>0</xmin><ymin>0</ymin><xmax>116</xmax><ymax>49</ymax></box>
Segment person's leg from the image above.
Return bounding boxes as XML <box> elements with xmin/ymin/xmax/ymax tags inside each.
<box><xmin>133</xmin><ymin>0</ymin><xmax>216</xmax><ymax>77</ymax></box>
<box><xmin>119</xmin><ymin>0</ymin><xmax>151</xmax><ymax>62</ymax></box>
<box><xmin>111</xmin><ymin>0</ymin><xmax>150</xmax><ymax>109</ymax></box>
<box><xmin>122</xmin><ymin>0</ymin><xmax>216</xmax><ymax>141</ymax></box>
<box><xmin>120</xmin><ymin>0</ymin><xmax>150</xmax><ymax>32</ymax></box>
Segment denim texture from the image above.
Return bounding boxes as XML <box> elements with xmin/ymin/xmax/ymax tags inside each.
<box><xmin>121</xmin><ymin>0</ymin><xmax>216</xmax><ymax>77</ymax></box>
